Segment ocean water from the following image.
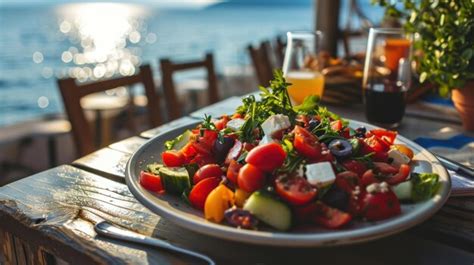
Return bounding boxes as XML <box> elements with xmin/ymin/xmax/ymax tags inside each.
<box><xmin>0</xmin><ymin>2</ymin><xmax>384</xmax><ymax>127</ymax></box>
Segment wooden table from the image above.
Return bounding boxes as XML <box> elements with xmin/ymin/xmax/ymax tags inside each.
<box><xmin>1</xmin><ymin>95</ymin><xmax>473</xmax><ymax>265</ymax></box>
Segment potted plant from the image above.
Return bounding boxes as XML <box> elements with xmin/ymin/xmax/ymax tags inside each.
<box><xmin>375</xmin><ymin>0</ymin><xmax>474</xmax><ymax>130</ymax></box>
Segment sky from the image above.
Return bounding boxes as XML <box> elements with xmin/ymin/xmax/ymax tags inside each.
<box><xmin>0</xmin><ymin>0</ymin><xmax>223</xmax><ymax>8</ymax></box>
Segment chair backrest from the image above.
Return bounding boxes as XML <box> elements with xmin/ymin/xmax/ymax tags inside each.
<box><xmin>247</xmin><ymin>40</ymin><xmax>274</xmax><ymax>87</ymax></box>
<box><xmin>160</xmin><ymin>53</ymin><xmax>219</xmax><ymax>121</ymax></box>
<box><xmin>57</xmin><ymin>64</ymin><xmax>161</xmax><ymax>156</ymax></box>
<box><xmin>274</xmin><ymin>35</ymin><xmax>286</xmax><ymax>68</ymax></box>
<box><xmin>340</xmin><ymin>0</ymin><xmax>374</xmax><ymax>58</ymax></box>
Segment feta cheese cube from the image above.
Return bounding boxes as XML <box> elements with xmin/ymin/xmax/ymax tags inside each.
<box><xmin>305</xmin><ymin>162</ymin><xmax>336</xmax><ymax>187</ymax></box>
<box><xmin>226</xmin><ymin>118</ymin><xmax>246</xmax><ymax>131</ymax></box>
<box><xmin>388</xmin><ymin>149</ymin><xmax>411</xmax><ymax>166</ymax></box>
<box><xmin>258</xmin><ymin>136</ymin><xmax>274</xmax><ymax>146</ymax></box>
<box><xmin>261</xmin><ymin>114</ymin><xmax>290</xmax><ymax>138</ymax></box>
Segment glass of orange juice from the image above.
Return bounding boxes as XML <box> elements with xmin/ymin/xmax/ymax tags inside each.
<box><xmin>282</xmin><ymin>31</ymin><xmax>325</xmax><ymax>105</ymax></box>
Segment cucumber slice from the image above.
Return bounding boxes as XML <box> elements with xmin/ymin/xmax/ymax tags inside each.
<box><xmin>146</xmin><ymin>163</ymin><xmax>163</xmax><ymax>175</ymax></box>
<box><xmin>243</xmin><ymin>191</ymin><xmax>292</xmax><ymax>231</ymax></box>
<box><xmin>165</xmin><ymin>130</ymin><xmax>193</xmax><ymax>150</ymax></box>
<box><xmin>158</xmin><ymin>167</ymin><xmax>191</xmax><ymax>195</ymax></box>
<box><xmin>392</xmin><ymin>181</ymin><xmax>413</xmax><ymax>201</ymax></box>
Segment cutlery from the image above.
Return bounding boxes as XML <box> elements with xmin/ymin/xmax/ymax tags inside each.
<box><xmin>437</xmin><ymin>155</ymin><xmax>474</xmax><ymax>179</ymax></box>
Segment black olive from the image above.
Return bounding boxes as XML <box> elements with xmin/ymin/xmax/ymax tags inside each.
<box><xmin>355</xmin><ymin>126</ymin><xmax>366</xmax><ymax>138</ymax></box>
<box><xmin>213</xmin><ymin>136</ymin><xmax>235</xmax><ymax>162</ymax></box>
<box><xmin>308</xmin><ymin>119</ymin><xmax>320</xmax><ymax>131</ymax></box>
<box><xmin>321</xmin><ymin>185</ymin><xmax>349</xmax><ymax>211</ymax></box>
<box><xmin>328</xmin><ymin>139</ymin><xmax>353</xmax><ymax>158</ymax></box>
<box><xmin>224</xmin><ymin>208</ymin><xmax>258</xmax><ymax>229</ymax></box>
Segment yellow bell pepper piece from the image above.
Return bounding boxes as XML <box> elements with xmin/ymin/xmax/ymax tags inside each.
<box><xmin>204</xmin><ymin>184</ymin><xmax>234</xmax><ymax>223</ymax></box>
<box><xmin>234</xmin><ymin>188</ymin><xmax>251</xmax><ymax>208</ymax></box>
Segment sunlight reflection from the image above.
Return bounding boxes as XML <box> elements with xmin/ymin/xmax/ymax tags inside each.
<box><xmin>56</xmin><ymin>3</ymin><xmax>148</xmax><ymax>81</ymax></box>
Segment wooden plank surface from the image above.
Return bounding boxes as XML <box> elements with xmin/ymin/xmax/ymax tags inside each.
<box><xmin>1</xmin><ymin>166</ymin><xmax>473</xmax><ymax>265</ymax></box>
<box><xmin>72</xmin><ymin>148</ymin><xmax>130</xmax><ymax>182</ymax></box>
<box><xmin>140</xmin><ymin>116</ymin><xmax>197</xmax><ymax>139</ymax></box>
<box><xmin>109</xmin><ymin>136</ymin><xmax>148</xmax><ymax>154</ymax></box>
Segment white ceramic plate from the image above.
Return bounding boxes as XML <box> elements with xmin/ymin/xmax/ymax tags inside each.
<box><xmin>125</xmin><ymin>119</ymin><xmax>450</xmax><ymax>247</ymax></box>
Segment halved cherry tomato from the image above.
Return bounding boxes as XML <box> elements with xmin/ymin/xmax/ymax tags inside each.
<box><xmin>391</xmin><ymin>144</ymin><xmax>414</xmax><ymax>159</ymax></box>
<box><xmin>225</xmin><ymin>140</ymin><xmax>243</xmax><ymax>165</ymax></box>
<box><xmin>243</xmin><ymin>142</ymin><xmax>256</xmax><ymax>152</ymax></box>
<box><xmin>226</xmin><ymin>159</ymin><xmax>242</xmax><ymax>184</ymax></box>
<box><xmin>312</xmin><ymin>202</ymin><xmax>352</xmax><ymax>229</ymax></box>
<box><xmin>237</xmin><ymin>164</ymin><xmax>266</xmax><ymax>193</ymax></box>
<box><xmin>214</xmin><ymin>115</ymin><xmax>230</xmax><ymax>130</ymax></box>
<box><xmin>335</xmin><ymin>171</ymin><xmax>360</xmax><ymax>193</ymax></box>
<box><xmin>294</xmin><ymin>202</ymin><xmax>318</xmax><ymax>224</ymax></box>
<box><xmin>330</xmin><ymin>120</ymin><xmax>343</xmax><ymax>131</ymax></box>
<box><xmin>180</xmin><ymin>142</ymin><xmax>197</xmax><ymax>163</ymax></box>
<box><xmin>189</xmin><ymin>177</ymin><xmax>221</xmax><ymax>210</ymax></box>
<box><xmin>293</xmin><ymin>125</ymin><xmax>322</xmax><ymax>160</ymax></box>
<box><xmin>275</xmin><ymin>176</ymin><xmax>317</xmax><ymax>206</ymax></box>
<box><xmin>231</xmin><ymin>113</ymin><xmax>243</xmax><ymax>119</ymax></box>
<box><xmin>190</xmin><ymin>154</ymin><xmax>216</xmax><ymax>167</ymax></box>
<box><xmin>386</xmin><ymin>164</ymin><xmax>411</xmax><ymax>185</ymax></box>
<box><xmin>245</xmin><ymin>143</ymin><xmax>286</xmax><ymax>172</ymax></box>
<box><xmin>360</xmin><ymin>189</ymin><xmax>401</xmax><ymax>221</ymax></box>
<box><xmin>314</xmin><ymin>143</ymin><xmax>334</xmax><ymax>163</ymax></box>
<box><xmin>360</xmin><ymin>169</ymin><xmax>379</xmax><ymax>187</ymax></box>
<box><xmin>370</xmin><ymin>129</ymin><xmax>397</xmax><ymax>145</ymax></box>
<box><xmin>204</xmin><ymin>184</ymin><xmax>234</xmax><ymax>223</ymax></box>
<box><xmin>361</xmin><ymin>135</ymin><xmax>389</xmax><ymax>161</ymax></box>
<box><xmin>340</xmin><ymin>127</ymin><xmax>351</xmax><ymax>138</ymax></box>
<box><xmin>162</xmin><ymin>150</ymin><xmax>185</xmax><ymax>167</ymax></box>
<box><xmin>139</xmin><ymin>171</ymin><xmax>163</xmax><ymax>192</ymax></box>
<box><xmin>342</xmin><ymin>159</ymin><xmax>367</xmax><ymax>177</ymax></box>
<box><xmin>193</xmin><ymin>164</ymin><xmax>223</xmax><ymax>184</ymax></box>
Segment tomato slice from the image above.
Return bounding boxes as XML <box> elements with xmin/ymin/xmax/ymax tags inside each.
<box><xmin>342</xmin><ymin>159</ymin><xmax>367</xmax><ymax>177</ymax></box>
<box><xmin>335</xmin><ymin>171</ymin><xmax>360</xmax><ymax>193</ymax></box>
<box><xmin>330</xmin><ymin>120</ymin><xmax>343</xmax><ymax>131</ymax></box>
<box><xmin>293</xmin><ymin>125</ymin><xmax>322</xmax><ymax>160</ymax></box>
<box><xmin>245</xmin><ymin>143</ymin><xmax>286</xmax><ymax>172</ymax></box>
<box><xmin>373</xmin><ymin>162</ymin><xmax>399</xmax><ymax>174</ymax></box>
<box><xmin>225</xmin><ymin>140</ymin><xmax>243</xmax><ymax>165</ymax></box>
<box><xmin>226</xmin><ymin>159</ymin><xmax>242</xmax><ymax>185</ymax></box>
<box><xmin>275</xmin><ymin>176</ymin><xmax>317</xmax><ymax>206</ymax></box>
<box><xmin>362</xmin><ymin>135</ymin><xmax>389</xmax><ymax>161</ymax></box>
<box><xmin>386</xmin><ymin>164</ymin><xmax>411</xmax><ymax>185</ymax></box>
<box><xmin>214</xmin><ymin>115</ymin><xmax>230</xmax><ymax>130</ymax></box>
<box><xmin>237</xmin><ymin>164</ymin><xmax>266</xmax><ymax>193</ymax></box>
<box><xmin>189</xmin><ymin>177</ymin><xmax>222</xmax><ymax>210</ymax></box>
<box><xmin>139</xmin><ymin>171</ymin><xmax>164</xmax><ymax>192</ymax></box>
<box><xmin>360</xmin><ymin>189</ymin><xmax>401</xmax><ymax>221</ymax></box>
<box><xmin>162</xmin><ymin>150</ymin><xmax>185</xmax><ymax>167</ymax></box>
<box><xmin>312</xmin><ymin>202</ymin><xmax>352</xmax><ymax>229</ymax></box>
<box><xmin>360</xmin><ymin>169</ymin><xmax>379</xmax><ymax>187</ymax></box>
<box><xmin>370</xmin><ymin>129</ymin><xmax>397</xmax><ymax>145</ymax></box>
<box><xmin>190</xmin><ymin>154</ymin><xmax>216</xmax><ymax>167</ymax></box>
<box><xmin>193</xmin><ymin>164</ymin><xmax>223</xmax><ymax>184</ymax></box>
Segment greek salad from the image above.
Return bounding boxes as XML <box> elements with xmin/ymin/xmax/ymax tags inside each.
<box><xmin>139</xmin><ymin>71</ymin><xmax>440</xmax><ymax>231</ymax></box>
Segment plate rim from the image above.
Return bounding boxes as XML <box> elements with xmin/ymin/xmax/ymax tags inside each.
<box><xmin>125</xmin><ymin>119</ymin><xmax>451</xmax><ymax>247</ymax></box>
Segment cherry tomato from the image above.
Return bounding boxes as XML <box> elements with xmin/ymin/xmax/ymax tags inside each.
<box><xmin>360</xmin><ymin>189</ymin><xmax>401</xmax><ymax>221</ymax></box>
<box><xmin>162</xmin><ymin>150</ymin><xmax>185</xmax><ymax>167</ymax></box>
<box><xmin>360</xmin><ymin>169</ymin><xmax>379</xmax><ymax>187</ymax></box>
<box><xmin>180</xmin><ymin>142</ymin><xmax>197</xmax><ymax>163</ymax></box>
<box><xmin>214</xmin><ymin>115</ymin><xmax>230</xmax><ymax>130</ymax></box>
<box><xmin>226</xmin><ymin>159</ymin><xmax>242</xmax><ymax>185</ymax></box>
<box><xmin>190</xmin><ymin>154</ymin><xmax>216</xmax><ymax>167</ymax></box>
<box><xmin>386</xmin><ymin>164</ymin><xmax>411</xmax><ymax>185</ymax></box>
<box><xmin>361</xmin><ymin>135</ymin><xmax>389</xmax><ymax>161</ymax></box>
<box><xmin>370</xmin><ymin>129</ymin><xmax>397</xmax><ymax>145</ymax></box>
<box><xmin>342</xmin><ymin>160</ymin><xmax>367</xmax><ymax>177</ymax></box>
<box><xmin>330</xmin><ymin>120</ymin><xmax>343</xmax><ymax>131</ymax></box>
<box><xmin>314</xmin><ymin>143</ymin><xmax>334</xmax><ymax>163</ymax></box>
<box><xmin>245</xmin><ymin>143</ymin><xmax>286</xmax><ymax>172</ymax></box>
<box><xmin>293</xmin><ymin>125</ymin><xmax>322</xmax><ymax>160</ymax></box>
<box><xmin>294</xmin><ymin>202</ymin><xmax>319</xmax><ymax>224</ymax></box>
<box><xmin>275</xmin><ymin>176</ymin><xmax>317</xmax><ymax>205</ymax></box>
<box><xmin>335</xmin><ymin>171</ymin><xmax>360</xmax><ymax>193</ymax></box>
<box><xmin>231</xmin><ymin>113</ymin><xmax>243</xmax><ymax>119</ymax></box>
<box><xmin>237</xmin><ymin>164</ymin><xmax>266</xmax><ymax>193</ymax></box>
<box><xmin>204</xmin><ymin>184</ymin><xmax>234</xmax><ymax>223</ymax></box>
<box><xmin>225</xmin><ymin>140</ymin><xmax>243</xmax><ymax>165</ymax></box>
<box><xmin>243</xmin><ymin>142</ymin><xmax>256</xmax><ymax>152</ymax></box>
<box><xmin>391</xmin><ymin>144</ymin><xmax>414</xmax><ymax>159</ymax></box>
<box><xmin>189</xmin><ymin>177</ymin><xmax>221</xmax><ymax>210</ymax></box>
<box><xmin>340</xmin><ymin>127</ymin><xmax>351</xmax><ymax>138</ymax></box>
<box><xmin>193</xmin><ymin>164</ymin><xmax>223</xmax><ymax>184</ymax></box>
<box><xmin>193</xmin><ymin>130</ymin><xmax>218</xmax><ymax>156</ymax></box>
<box><xmin>139</xmin><ymin>171</ymin><xmax>163</xmax><ymax>192</ymax></box>
<box><xmin>312</xmin><ymin>201</ymin><xmax>352</xmax><ymax>229</ymax></box>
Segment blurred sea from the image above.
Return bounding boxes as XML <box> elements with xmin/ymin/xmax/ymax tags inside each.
<box><xmin>0</xmin><ymin>1</ymin><xmax>384</xmax><ymax>127</ymax></box>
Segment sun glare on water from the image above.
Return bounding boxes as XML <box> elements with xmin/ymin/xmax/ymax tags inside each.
<box><xmin>56</xmin><ymin>3</ymin><xmax>148</xmax><ymax>82</ymax></box>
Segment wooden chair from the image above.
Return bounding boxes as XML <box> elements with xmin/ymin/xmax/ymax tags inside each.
<box><xmin>160</xmin><ymin>53</ymin><xmax>219</xmax><ymax>121</ymax></box>
<box><xmin>247</xmin><ymin>41</ymin><xmax>275</xmax><ymax>87</ymax></box>
<box><xmin>274</xmin><ymin>35</ymin><xmax>286</xmax><ymax>68</ymax></box>
<box><xmin>340</xmin><ymin>0</ymin><xmax>374</xmax><ymax>58</ymax></box>
<box><xmin>57</xmin><ymin>64</ymin><xmax>162</xmax><ymax>156</ymax></box>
